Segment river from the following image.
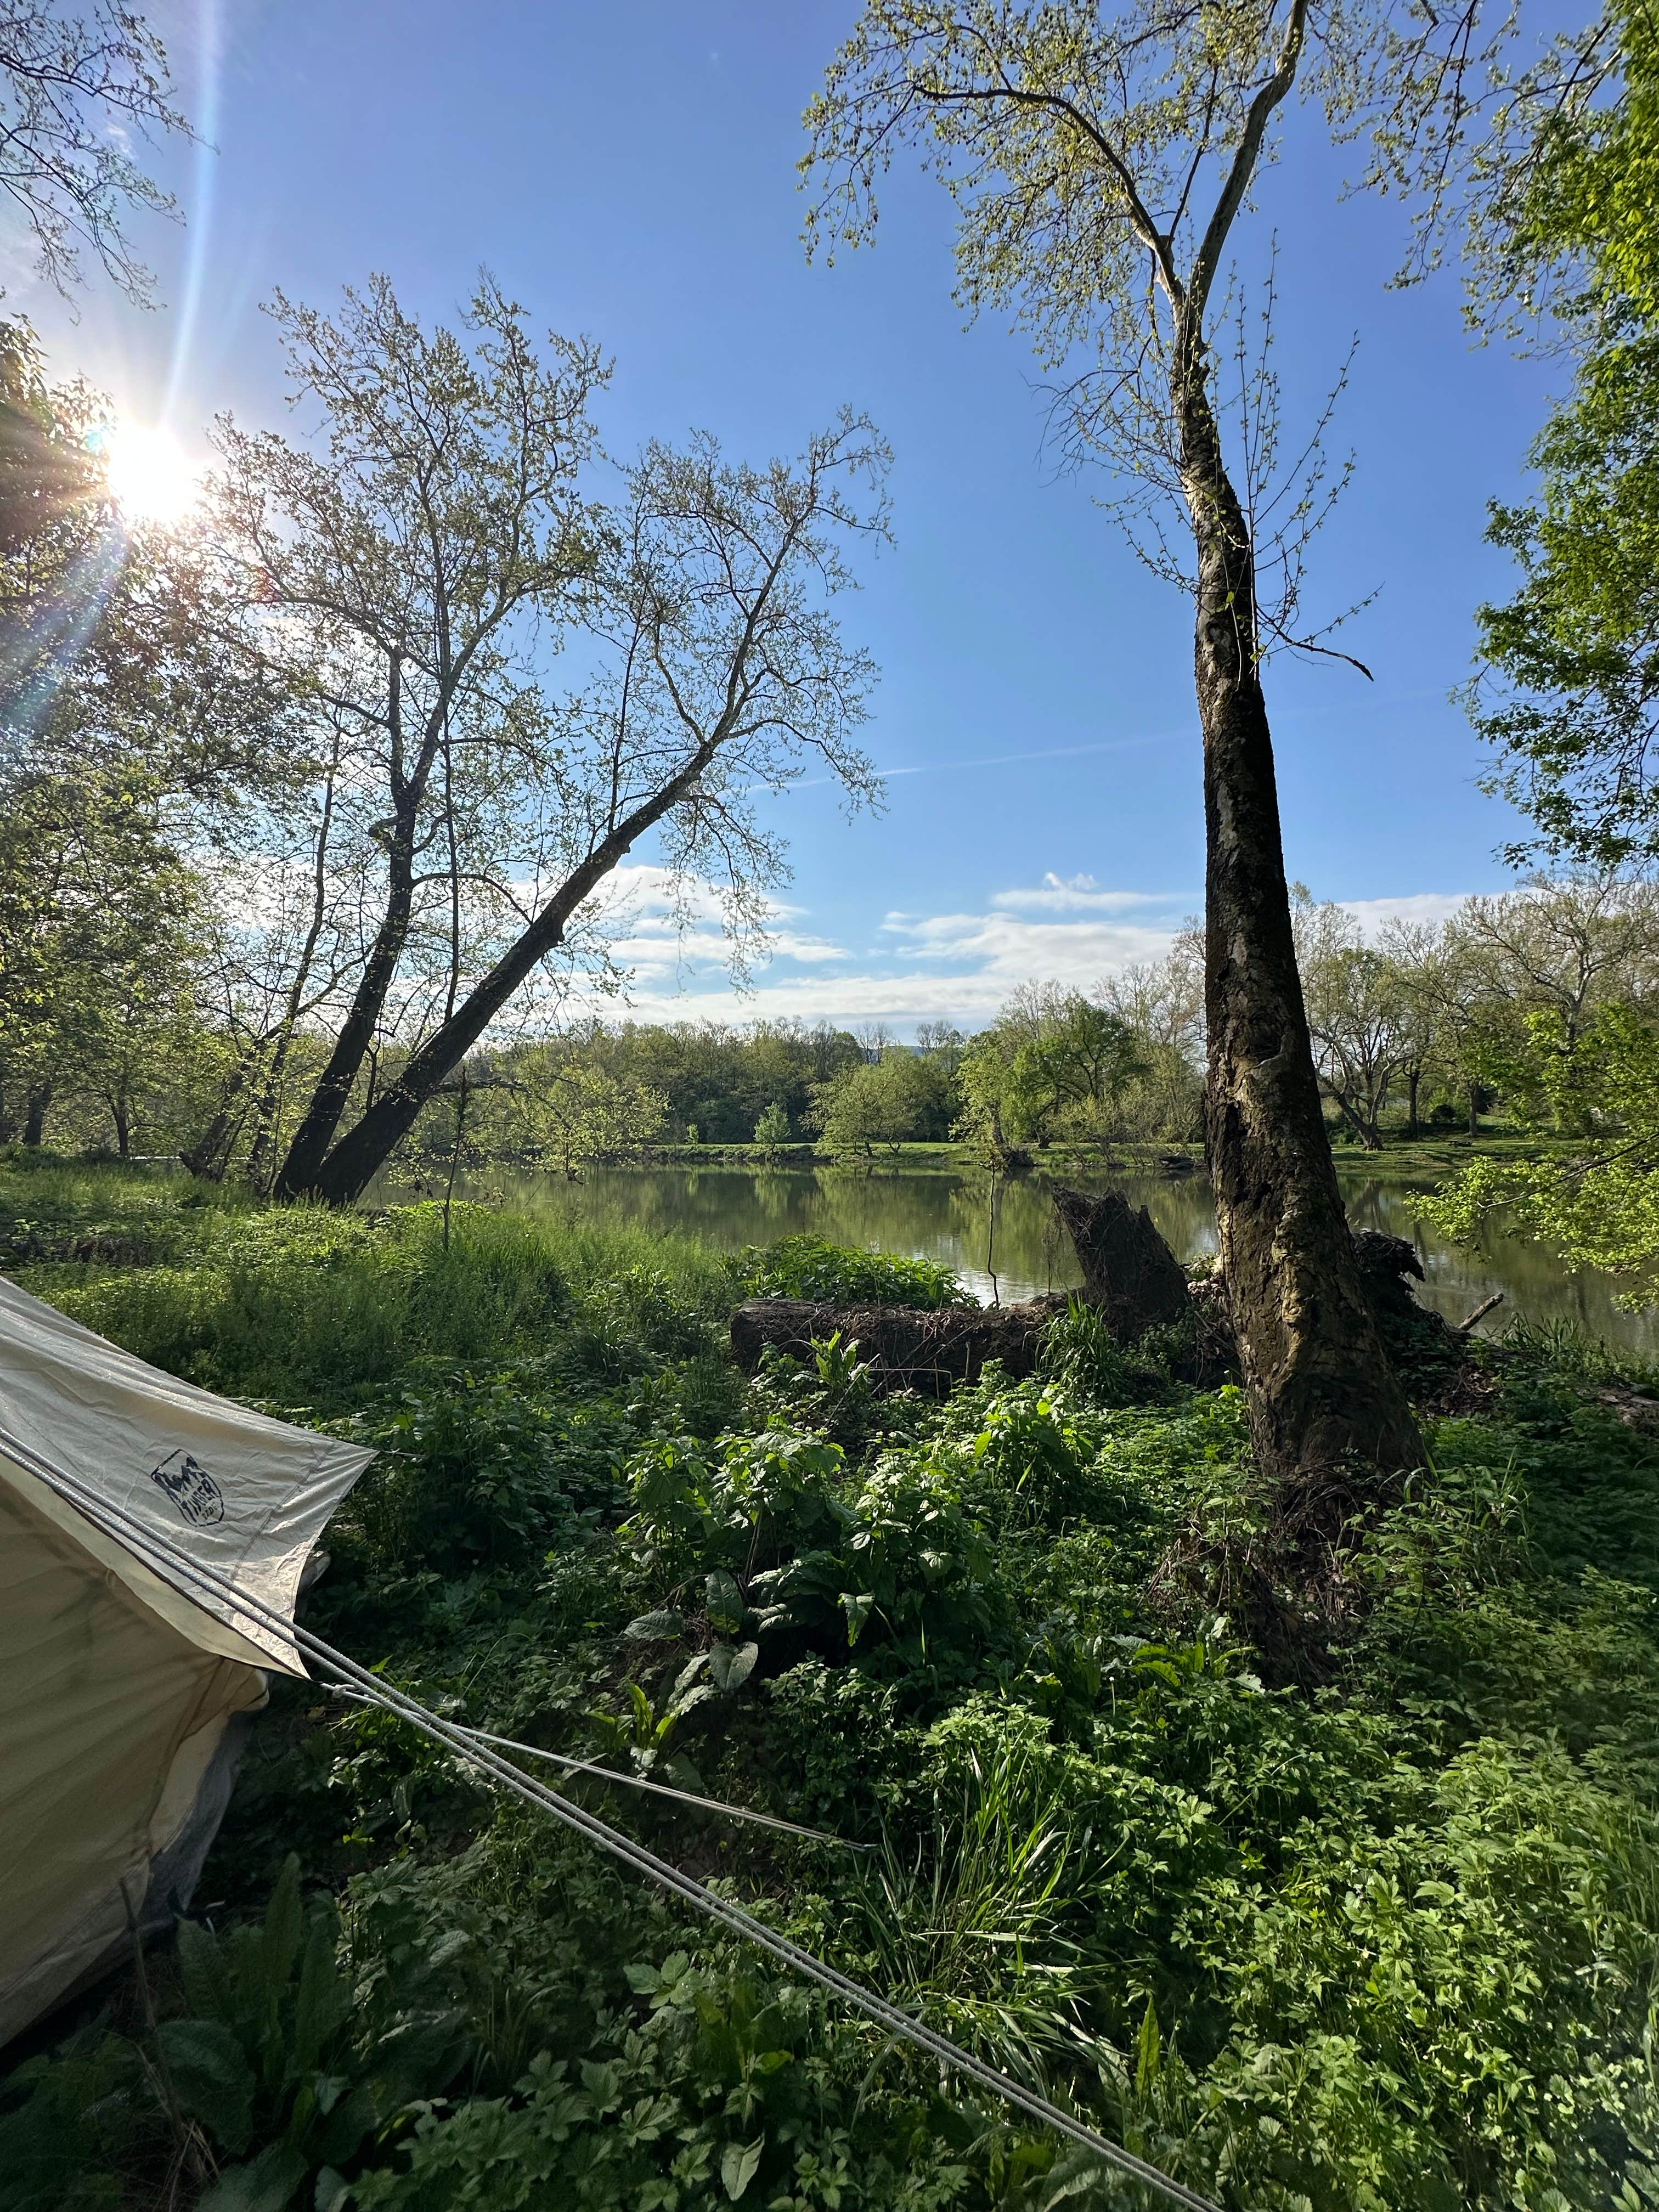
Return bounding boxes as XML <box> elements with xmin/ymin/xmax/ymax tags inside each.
<box><xmin>443</xmin><ymin>1159</ymin><xmax>1659</xmax><ymax>1359</ymax></box>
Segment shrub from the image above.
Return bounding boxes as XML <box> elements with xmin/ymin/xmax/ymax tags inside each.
<box><xmin>737</xmin><ymin>1234</ymin><xmax>969</xmax><ymax>1310</ymax></box>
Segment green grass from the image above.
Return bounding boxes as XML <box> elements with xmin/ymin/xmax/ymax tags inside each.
<box><xmin>4</xmin><ymin>1159</ymin><xmax>1659</xmax><ymax>2212</ymax></box>
<box><xmin>7</xmin><ymin>1160</ymin><xmax>741</xmax><ymax>1413</ymax></box>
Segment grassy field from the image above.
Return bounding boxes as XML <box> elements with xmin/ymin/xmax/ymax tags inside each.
<box><xmin>3</xmin><ymin>1154</ymin><xmax>1658</xmax><ymax>2211</ymax></box>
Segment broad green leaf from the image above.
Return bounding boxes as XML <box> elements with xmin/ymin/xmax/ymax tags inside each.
<box><xmin>841</xmin><ymin>1591</ymin><xmax>874</xmax><ymax>1647</ymax></box>
<box><xmin>292</xmin><ymin>1915</ymin><xmax>346</xmax><ymax>2075</ymax></box>
<box><xmin>198</xmin><ymin>2141</ymin><xmax>309</xmax><ymax>2212</ymax></box>
<box><xmin>176</xmin><ymin>1915</ymin><xmax>233</xmax><ymax>2025</ymax></box>
<box><xmin>261</xmin><ymin>1855</ymin><xmax>305</xmax><ymax>1995</ymax></box>
<box><xmin>721</xmin><ymin>2135</ymin><xmax>764</xmax><ymax>2200</ymax></box>
<box><xmin>705</xmin><ymin>1568</ymin><xmax>746</xmax><ymax>1636</ymax></box>
<box><xmin>624</xmin><ymin>1609</ymin><xmax>684</xmax><ymax>1641</ymax></box>
<box><xmin>708</xmin><ymin>1640</ymin><xmax>758</xmax><ymax>1693</ymax></box>
<box><xmin>155</xmin><ymin>2018</ymin><xmax>256</xmax><ymax>2155</ymax></box>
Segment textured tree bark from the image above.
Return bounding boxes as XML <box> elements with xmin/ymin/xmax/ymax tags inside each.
<box><xmin>1048</xmin><ymin>1186</ymin><xmax>1193</xmax><ymax>1338</ymax></box>
<box><xmin>1179</xmin><ymin>364</ymin><xmax>1423</xmax><ymax>1503</ymax></box>
<box><xmin>275</xmin><ymin>650</ymin><xmax>422</xmax><ymax>1201</ymax></box>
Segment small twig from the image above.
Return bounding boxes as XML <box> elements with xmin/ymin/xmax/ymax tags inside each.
<box><xmin>119</xmin><ymin>1877</ymin><xmax>208</xmax><ymax>2199</ymax></box>
<box><xmin>1455</xmin><ymin>1291</ymin><xmax>1505</xmax><ymax>1333</ymax></box>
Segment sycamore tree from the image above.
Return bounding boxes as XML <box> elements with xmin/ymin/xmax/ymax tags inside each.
<box><xmin>0</xmin><ymin>320</ymin><xmax>296</xmax><ymax>1152</ymax></box>
<box><xmin>1293</xmin><ymin>893</ymin><xmax>1415</xmax><ymax>1149</ymax></box>
<box><xmin>0</xmin><ymin>2</ymin><xmax>190</xmax><ymax>302</ymax></box>
<box><xmin>802</xmin><ymin>1</ymin><xmax>1448</xmax><ymax>1500</ymax></box>
<box><xmin>957</xmin><ymin>984</ymin><xmax>1148</xmax><ymax>1152</ymax></box>
<box><xmin>202</xmin><ymin>279</ymin><xmax>886</xmax><ymax>1206</ymax></box>
<box><xmin>510</xmin><ymin>1046</ymin><xmax>669</xmax><ymax>1181</ymax></box>
<box><xmin>1423</xmin><ymin>1000</ymin><xmax>1659</xmax><ymax>1302</ymax></box>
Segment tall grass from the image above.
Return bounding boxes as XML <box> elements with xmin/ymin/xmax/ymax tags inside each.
<box><xmin>13</xmin><ymin>1173</ymin><xmax>740</xmax><ymax>1409</ymax></box>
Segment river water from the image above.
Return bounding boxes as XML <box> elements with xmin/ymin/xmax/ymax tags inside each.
<box><xmin>453</xmin><ymin>1160</ymin><xmax>1659</xmax><ymax>1359</ymax></box>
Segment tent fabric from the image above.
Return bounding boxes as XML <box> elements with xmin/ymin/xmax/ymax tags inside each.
<box><xmin>0</xmin><ymin>1273</ymin><xmax>373</xmax><ymax>2046</ymax></box>
<box><xmin>0</xmin><ymin>1274</ymin><xmax>375</xmax><ymax>1672</ymax></box>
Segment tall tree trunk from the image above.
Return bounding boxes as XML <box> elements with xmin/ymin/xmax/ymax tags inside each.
<box><xmin>285</xmin><ymin>737</ymin><xmax>723</xmax><ymax>1205</ymax></box>
<box><xmin>22</xmin><ymin>1081</ymin><xmax>50</xmax><ymax>1148</ymax></box>
<box><xmin>1406</xmin><ymin>1065</ymin><xmax>1421</xmax><ymax>1139</ymax></box>
<box><xmin>275</xmin><ymin>652</ymin><xmax>425</xmax><ymax>1199</ymax></box>
<box><xmin>183</xmin><ymin>1066</ymin><xmax>251</xmax><ymax>1183</ymax></box>
<box><xmin>112</xmin><ymin>1100</ymin><xmax>130</xmax><ymax>1159</ymax></box>
<box><xmin>1180</xmin><ymin>368</ymin><xmax>1421</xmax><ymax>1504</ymax></box>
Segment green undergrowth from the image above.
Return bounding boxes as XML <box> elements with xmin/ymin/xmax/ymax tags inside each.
<box><xmin>3</xmin><ymin>1166</ymin><xmax>1659</xmax><ymax>2210</ymax></box>
<box><xmin>734</xmin><ymin>1233</ymin><xmax>970</xmax><ymax>1310</ymax></box>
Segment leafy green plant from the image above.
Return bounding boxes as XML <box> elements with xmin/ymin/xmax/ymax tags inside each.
<box><xmin>737</xmin><ymin>1234</ymin><xmax>969</xmax><ymax>1310</ymax></box>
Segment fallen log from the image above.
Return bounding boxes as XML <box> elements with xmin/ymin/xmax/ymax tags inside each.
<box><xmin>730</xmin><ymin>1295</ymin><xmax>1066</xmax><ymax>1395</ymax></box>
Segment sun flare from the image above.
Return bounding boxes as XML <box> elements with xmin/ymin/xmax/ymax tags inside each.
<box><xmin>96</xmin><ymin>422</ymin><xmax>201</xmax><ymax>525</ymax></box>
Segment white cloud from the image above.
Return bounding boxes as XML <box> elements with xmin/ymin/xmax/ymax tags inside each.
<box><xmin>556</xmin><ymin>872</ymin><xmax>1195</xmax><ymax>1032</ymax></box>
<box><xmin>990</xmin><ymin>873</ymin><xmax>1193</xmax><ymax>915</ymax></box>
<box><xmin>1339</xmin><ymin>893</ymin><xmax>1474</xmax><ymax>941</ymax></box>
<box><xmin>573</xmin><ymin>877</ymin><xmax>1483</xmax><ymax>1035</ymax></box>
<box><xmin>880</xmin><ymin>906</ymin><xmax>1176</xmax><ymax>983</ymax></box>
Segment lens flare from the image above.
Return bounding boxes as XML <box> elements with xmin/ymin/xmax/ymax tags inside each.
<box><xmin>97</xmin><ymin>423</ymin><xmax>201</xmax><ymax>525</ymax></box>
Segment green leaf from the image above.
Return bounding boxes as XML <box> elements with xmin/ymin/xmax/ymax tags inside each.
<box><xmin>198</xmin><ymin>2141</ymin><xmax>309</xmax><ymax>2212</ymax></box>
<box><xmin>176</xmin><ymin>1914</ymin><xmax>233</xmax><ymax>2025</ymax></box>
<box><xmin>292</xmin><ymin>1914</ymin><xmax>346</xmax><ymax>2075</ymax></box>
<box><xmin>705</xmin><ymin>1569</ymin><xmax>746</xmax><ymax>1636</ymax></box>
<box><xmin>624</xmin><ymin>1609</ymin><xmax>684</xmax><ymax>1641</ymax></box>
<box><xmin>313</xmin><ymin>2173</ymin><xmax>350</xmax><ymax>2212</ymax></box>
<box><xmin>1135</xmin><ymin>1995</ymin><xmax>1161</xmax><ymax>2098</ymax></box>
<box><xmin>312</xmin><ymin>2080</ymin><xmax>383</xmax><ymax>2168</ymax></box>
<box><xmin>261</xmin><ymin>1854</ymin><xmax>305</xmax><ymax>1995</ymax></box>
<box><xmin>841</xmin><ymin>1591</ymin><xmax>874</xmax><ymax>1647</ymax></box>
<box><xmin>708</xmin><ymin>1640</ymin><xmax>758</xmax><ymax>1693</ymax></box>
<box><xmin>721</xmin><ymin>2135</ymin><xmax>765</xmax><ymax>2201</ymax></box>
<box><xmin>155</xmin><ymin>2018</ymin><xmax>256</xmax><ymax>2155</ymax></box>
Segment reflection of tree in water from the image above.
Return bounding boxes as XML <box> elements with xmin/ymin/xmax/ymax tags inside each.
<box><xmin>452</xmin><ymin>1160</ymin><xmax>1659</xmax><ymax>1353</ymax></box>
<box><xmin>751</xmin><ymin>1171</ymin><xmax>795</xmax><ymax>1226</ymax></box>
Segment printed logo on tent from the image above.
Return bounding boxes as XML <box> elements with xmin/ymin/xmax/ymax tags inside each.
<box><xmin>150</xmin><ymin>1451</ymin><xmax>226</xmax><ymax>1527</ymax></box>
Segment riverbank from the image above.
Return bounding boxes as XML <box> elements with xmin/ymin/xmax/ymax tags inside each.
<box><xmin>638</xmin><ymin>1128</ymin><xmax>1544</xmax><ymax>1177</ymax></box>
<box><xmin>4</xmin><ymin>1158</ymin><xmax>1658</xmax><ymax>2210</ymax></box>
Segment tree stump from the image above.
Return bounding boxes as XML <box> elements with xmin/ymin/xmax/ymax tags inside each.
<box><xmin>1047</xmin><ymin>1185</ymin><xmax>1194</xmax><ymax>1340</ymax></box>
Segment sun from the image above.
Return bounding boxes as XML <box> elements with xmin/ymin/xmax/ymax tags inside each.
<box><xmin>95</xmin><ymin>422</ymin><xmax>202</xmax><ymax>525</ymax></box>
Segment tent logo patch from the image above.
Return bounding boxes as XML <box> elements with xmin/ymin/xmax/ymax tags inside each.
<box><xmin>150</xmin><ymin>1452</ymin><xmax>225</xmax><ymax>1528</ymax></box>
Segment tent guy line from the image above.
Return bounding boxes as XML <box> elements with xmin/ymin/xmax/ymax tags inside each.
<box><xmin>324</xmin><ymin>1686</ymin><xmax>874</xmax><ymax>1850</ymax></box>
<box><xmin>1</xmin><ymin>1418</ymin><xmax>1228</xmax><ymax>2212</ymax></box>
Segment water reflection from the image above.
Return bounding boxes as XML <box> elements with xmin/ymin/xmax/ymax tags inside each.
<box><xmin>447</xmin><ymin>1161</ymin><xmax>1659</xmax><ymax>1358</ymax></box>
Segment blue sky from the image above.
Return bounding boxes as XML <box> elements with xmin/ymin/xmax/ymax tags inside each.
<box><xmin>18</xmin><ymin>1</ymin><xmax>1566</xmax><ymax>1033</ymax></box>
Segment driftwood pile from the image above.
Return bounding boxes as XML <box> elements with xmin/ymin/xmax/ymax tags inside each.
<box><xmin>731</xmin><ymin>1188</ymin><xmax>1198</xmax><ymax>1395</ymax></box>
<box><xmin>731</xmin><ymin>1188</ymin><xmax>1464</xmax><ymax>1400</ymax></box>
<box><xmin>730</xmin><ymin>1294</ymin><xmax>1065</xmax><ymax>1394</ymax></box>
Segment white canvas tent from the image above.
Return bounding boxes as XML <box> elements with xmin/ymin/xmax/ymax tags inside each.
<box><xmin>0</xmin><ymin>1274</ymin><xmax>374</xmax><ymax>2046</ymax></box>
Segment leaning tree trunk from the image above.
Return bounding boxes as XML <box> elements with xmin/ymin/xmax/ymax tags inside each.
<box><xmin>1179</xmin><ymin>365</ymin><xmax>1422</xmax><ymax>1507</ymax></box>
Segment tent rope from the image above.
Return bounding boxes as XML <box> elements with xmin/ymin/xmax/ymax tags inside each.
<box><xmin>324</xmin><ymin>1686</ymin><xmax>872</xmax><ymax>1849</ymax></box>
<box><xmin>0</xmin><ymin>1428</ymin><xmax>1226</xmax><ymax>2212</ymax></box>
